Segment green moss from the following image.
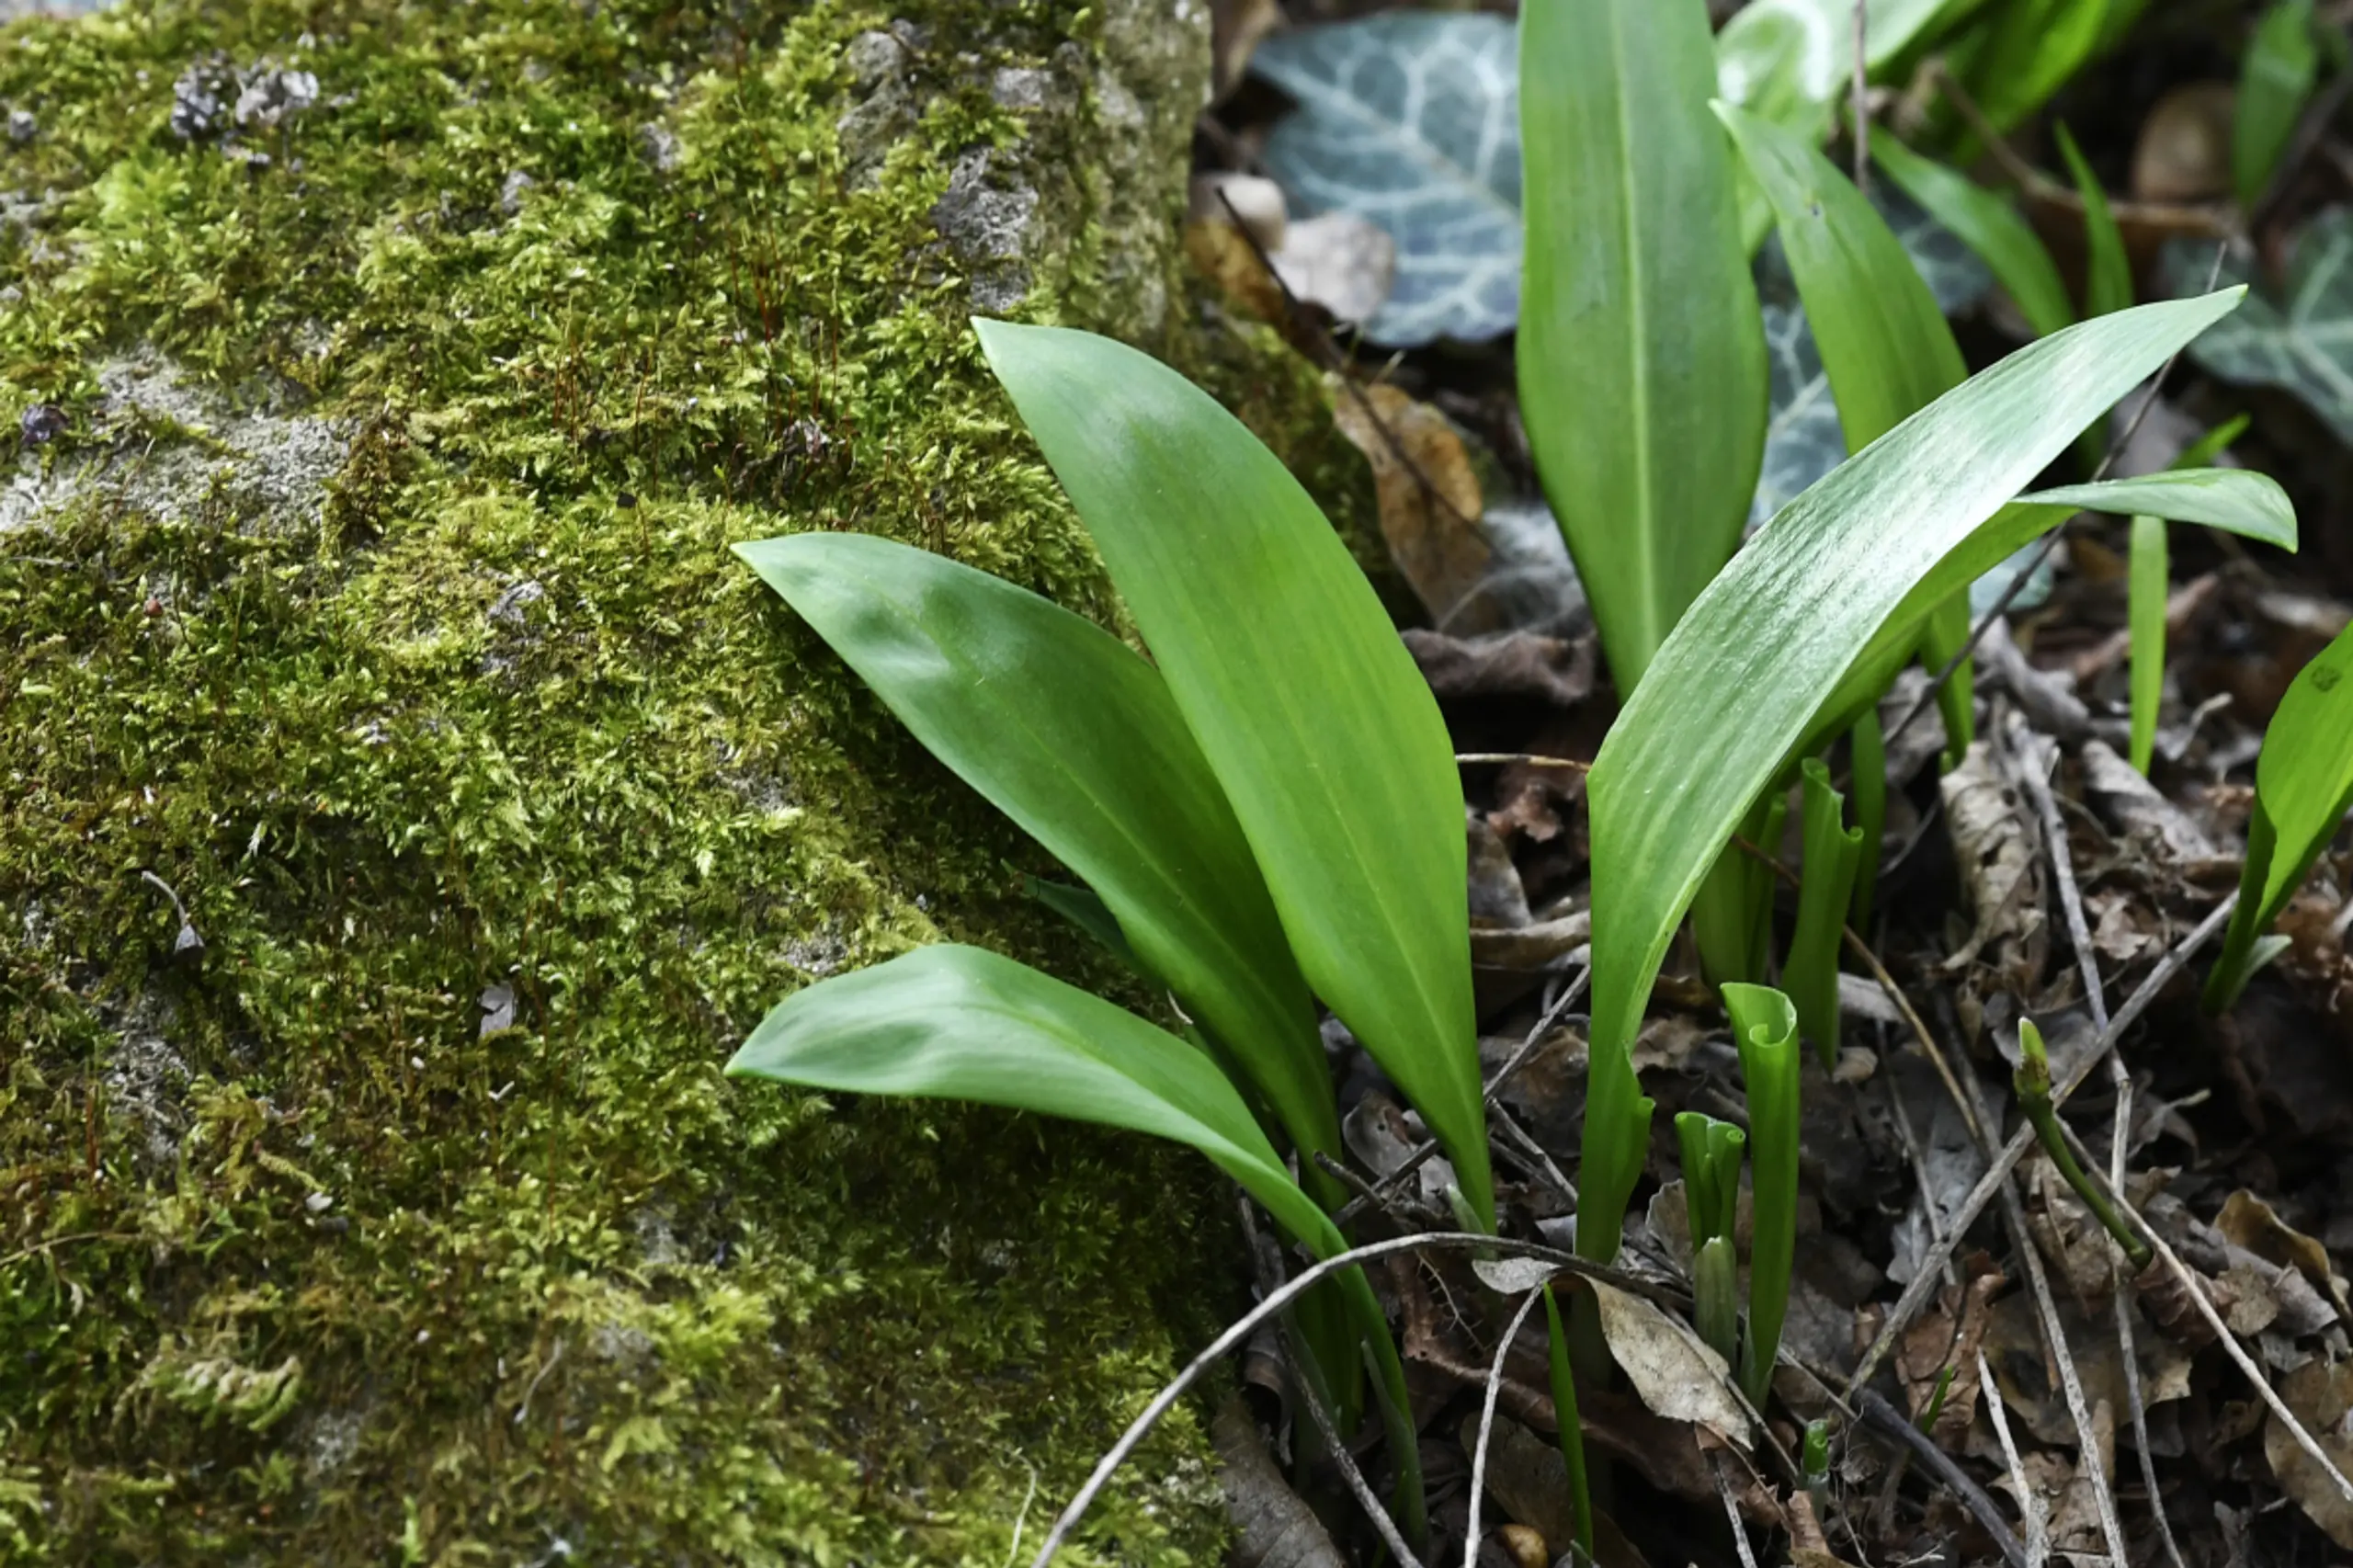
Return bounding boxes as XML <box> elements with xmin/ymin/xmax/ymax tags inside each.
<box><xmin>0</xmin><ymin>0</ymin><xmax>1370</xmax><ymax>1561</ymax></box>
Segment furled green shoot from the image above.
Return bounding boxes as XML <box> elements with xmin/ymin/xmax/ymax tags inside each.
<box><xmin>1581</xmin><ymin>291</ymin><xmax>2252</xmax><ymax>1278</ymax></box>
<box><xmin>1677</xmin><ymin>1111</ymin><xmax>1748</xmax><ymax>1365</ymax></box>
<box><xmin>1916</xmin><ymin>1365</ymin><xmax>1956</xmax><ymax>1431</ymax></box>
<box><xmin>1789</xmin><ymin>760</ymin><xmax>1864</xmax><ymax>1067</ymax></box>
<box><xmin>1541</xmin><ymin>1286</ymin><xmax>1597</xmax><ymax>1564</ymax></box>
<box><xmin>977</xmin><ymin>320</ymin><xmax>1495</xmax><ymax>1230</ymax></box>
<box><xmin>1803</xmin><ymin>1418</ymin><xmax>1832</xmax><ymax>1511</ymax></box>
<box><xmin>2237</xmin><ymin>0</ymin><xmax>2320</xmax><ymax>207</ymax></box>
<box><xmin>1520</xmin><ymin>0</ymin><xmax>1767</xmax><ymax>693</ymax></box>
<box><xmin>1724</xmin><ymin>984</ymin><xmax>1801</xmax><ymax>1406</ymax></box>
<box><xmin>1870</xmin><ymin>132</ymin><xmax>2075</xmax><ymax>338</ymax></box>
<box><xmin>2205</xmin><ymin>617</ymin><xmax>2353</xmax><ymax>1011</ymax></box>
<box><xmin>1849</xmin><ymin>709</ymin><xmax>1888</xmax><ymax>929</ymax></box>
<box><xmin>2015</xmin><ymin>1020</ymin><xmax>2152</xmax><ymax>1269</ymax></box>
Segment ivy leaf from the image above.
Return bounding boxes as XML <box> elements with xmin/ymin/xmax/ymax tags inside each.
<box><xmin>2166</xmin><ymin>210</ymin><xmax>2353</xmax><ymax>447</ymax></box>
<box><xmin>1251</xmin><ymin>12</ymin><xmax>1520</xmax><ymax>346</ymax></box>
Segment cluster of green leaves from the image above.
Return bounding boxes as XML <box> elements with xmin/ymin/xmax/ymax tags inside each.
<box><xmin>722</xmin><ymin>0</ymin><xmax>2311</xmax><ymax>1541</ymax></box>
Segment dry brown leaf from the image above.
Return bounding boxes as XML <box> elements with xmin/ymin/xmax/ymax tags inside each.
<box><xmin>1209</xmin><ymin>0</ymin><xmax>1280</xmax><ymax>99</ymax></box>
<box><xmin>1896</xmin><ymin>1267</ymin><xmax>2003</xmax><ymax>1447</ymax></box>
<box><xmin>2218</xmin><ymin>1188</ymin><xmax>2352</xmax><ymax>1319</ymax></box>
<box><xmin>1938</xmin><ymin>740</ymin><xmax>2049</xmax><ymax>987</ymax></box>
<box><xmin>1184</xmin><ymin>218</ymin><xmax>1287</xmax><ymax>324</ymax></box>
<box><xmin>2131</xmin><ymin>82</ymin><xmax>2235</xmax><ymax>202</ymax></box>
<box><xmin>1591</xmin><ymin>1279</ymin><xmax>1751</xmax><ymax>1445</ymax></box>
<box><xmin>1327</xmin><ymin>380</ymin><xmax>1489</xmax><ymax>624</ymax></box>
<box><xmin>2266</xmin><ymin>1360</ymin><xmax>2353</xmax><ymax>1549</ymax></box>
<box><xmin>1212</xmin><ymin>1396</ymin><xmax>1346</xmax><ymax>1568</ymax></box>
<box><xmin>1404</xmin><ymin>628</ymin><xmax>1596</xmax><ymax>708</ymax></box>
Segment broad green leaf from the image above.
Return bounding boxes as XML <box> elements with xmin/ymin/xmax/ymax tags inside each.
<box><xmin>974</xmin><ymin>320</ymin><xmax>1493</xmax><ymax>1227</ymax></box>
<box><xmin>2056</xmin><ymin>124</ymin><xmax>2133</xmax><ymax>318</ymax></box>
<box><xmin>1748</xmin><ymin>186</ymin><xmax>1992</xmax><ymax>527</ymax></box>
<box><xmin>2015</xmin><ymin>469</ymin><xmax>2297</xmax><ymax>549</ymax></box>
<box><xmin>2236</xmin><ymin>0</ymin><xmax>2319</xmax><ymax>207</ymax></box>
<box><xmin>1721</xmin><ymin>102</ymin><xmax>1966</xmax><ymax>450</ymax></box>
<box><xmin>1252</xmin><ymin>13</ymin><xmax>1520</xmax><ymax>345</ymax></box>
<box><xmin>2208</xmin><ymin>619</ymin><xmax>2353</xmax><ymax>1008</ymax></box>
<box><xmin>728</xmin><ymin>945</ymin><xmax>1345</xmax><ymax>1257</ymax></box>
<box><xmin>736</xmin><ymin>531</ymin><xmax>1344</xmax><ymax>1181</ymax></box>
<box><xmin>1967</xmin><ymin>0</ymin><xmax>2111</xmax><ymax>133</ymax></box>
<box><xmin>1870</xmin><ymin>134</ymin><xmax>2075</xmax><ymax>337</ymax></box>
<box><xmin>2165</xmin><ymin>210</ymin><xmax>2353</xmax><ymax>445</ymax></box>
<box><xmin>1520</xmin><ymin>0</ymin><xmax>1767</xmax><ymax>691</ymax></box>
<box><xmin>1581</xmin><ymin>291</ymin><xmax>2246</xmax><ymax>1257</ymax></box>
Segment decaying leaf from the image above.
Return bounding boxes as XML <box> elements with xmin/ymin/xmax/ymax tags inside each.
<box><xmin>1404</xmin><ymin>629</ymin><xmax>1596</xmax><ymax>709</ymax></box>
<box><xmin>1895</xmin><ymin>1266</ymin><xmax>2002</xmax><ymax>1446</ymax></box>
<box><xmin>1939</xmin><ymin>740</ymin><xmax>2049</xmax><ymax>987</ymax></box>
<box><xmin>1213</xmin><ymin>1396</ymin><xmax>1347</xmax><ymax>1568</ymax></box>
<box><xmin>1472</xmin><ymin>1256</ymin><xmax>1559</xmax><ymax>1296</ymax></box>
<box><xmin>1209</xmin><ymin>0</ymin><xmax>1280</xmax><ymax>99</ymax></box>
<box><xmin>1591</xmin><ymin>1279</ymin><xmax>1751</xmax><ymax>1445</ymax></box>
<box><xmin>2132</xmin><ymin>82</ymin><xmax>2235</xmax><ymax>202</ymax></box>
<box><xmin>1327</xmin><ymin>381</ymin><xmax>1489</xmax><ymax>624</ymax></box>
<box><xmin>1467</xmin><ymin>812</ymin><xmax>1534</xmax><ymax>928</ymax></box>
<box><xmin>1471</xmin><ymin>913</ymin><xmax>1592</xmax><ymax>974</ymax></box>
<box><xmin>2218</xmin><ymin>1188</ymin><xmax>2352</xmax><ymax>1320</ymax></box>
<box><xmin>2266</xmin><ymin>1359</ymin><xmax>2353</xmax><ymax>1549</ymax></box>
<box><xmin>1185</xmin><ymin>216</ymin><xmax>1288</xmax><ymax>324</ymax></box>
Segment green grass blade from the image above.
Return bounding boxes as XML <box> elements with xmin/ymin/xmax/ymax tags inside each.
<box><xmin>2056</xmin><ymin>122</ymin><xmax>2133</xmax><ymax>319</ymax></box>
<box><xmin>973</xmin><ymin>321</ymin><xmax>1492</xmax><ymax>1227</ymax></box>
<box><xmin>1520</xmin><ymin>0</ymin><xmax>1767</xmax><ymax>691</ymax></box>
<box><xmin>2015</xmin><ymin>469</ymin><xmax>2296</xmax><ymax>548</ymax></box>
<box><xmin>1967</xmin><ymin>0</ymin><xmax>2110</xmax><ymax>134</ymax></box>
<box><xmin>1870</xmin><ymin>134</ymin><xmax>2075</xmax><ymax>337</ymax></box>
<box><xmin>2237</xmin><ymin>0</ymin><xmax>2320</xmax><ymax>207</ymax></box>
<box><xmin>738</xmin><ymin>532</ymin><xmax>1344</xmax><ymax>1196</ymax></box>
<box><xmin>1788</xmin><ymin>759</ymin><xmax>1864</xmax><ymax>1066</ymax></box>
<box><xmin>2129</xmin><ymin>515</ymin><xmax>2167</xmax><ymax>775</ymax></box>
<box><xmin>1722</xmin><ymin>983</ymin><xmax>1800</xmax><ymax>1407</ymax></box>
<box><xmin>2207</xmin><ymin>619</ymin><xmax>2353</xmax><ymax>1009</ymax></box>
<box><xmin>1583</xmin><ymin>291</ymin><xmax>2247</xmax><ymax>1221</ymax></box>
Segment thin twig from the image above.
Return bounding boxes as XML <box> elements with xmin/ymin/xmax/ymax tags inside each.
<box><xmin>1850</xmin><ymin>0</ymin><xmax>1870</xmax><ymax>194</ymax></box>
<box><xmin>2051</xmin><ymin>1120</ymin><xmax>2353</xmax><ymax>1511</ymax></box>
<box><xmin>1465</xmin><ymin>1289</ymin><xmax>1549</xmax><ymax>1568</ymax></box>
<box><xmin>1859</xmin><ymin>1391</ymin><xmax>2033</xmax><ymax>1568</ymax></box>
<box><xmin>1977</xmin><ymin>1346</ymin><xmax>2049</xmax><ymax>1568</ymax></box>
<box><xmin>1026</xmin><ymin>1232</ymin><xmax>1662</xmax><ymax>1568</ymax></box>
<box><xmin>1335</xmin><ymin>968</ymin><xmax>1589</xmax><ymax>1229</ymax></box>
<box><xmin>2006</xmin><ymin>1161</ymin><xmax>2131</xmax><ymax>1566</ymax></box>
<box><xmin>1455</xmin><ymin>752</ymin><xmax>1591</xmax><ymax>772</ymax></box>
<box><xmin>1280</xmin><ymin>1310</ymin><xmax>1422</xmax><ymax>1566</ymax></box>
<box><xmin>1711</xmin><ymin>1449</ymin><xmax>1765</xmax><ymax>1568</ymax></box>
<box><xmin>2109</xmin><ymin>1074</ymin><xmax>2187</xmax><ymax>1568</ymax></box>
<box><xmin>1847</xmin><ymin>893</ymin><xmax>2237</xmax><ymax>1396</ymax></box>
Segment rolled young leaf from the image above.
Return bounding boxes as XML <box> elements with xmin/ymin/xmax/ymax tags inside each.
<box><xmin>727</xmin><ymin>943</ymin><xmax>1426</xmax><ymax>1536</ymax></box>
<box><xmin>1849</xmin><ymin>706</ymin><xmax>1888</xmax><ymax>928</ymax></box>
<box><xmin>1581</xmin><ymin>290</ymin><xmax>2247</xmax><ymax>1263</ymax></box>
<box><xmin>1870</xmin><ymin>133</ymin><xmax>2075</xmax><ymax>338</ymax></box>
<box><xmin>2129</xmin><ymin>516</ymin><xmax>2167</xmax><ymax>775</ymax></box>
<box><xmin>2205</xmin><ymin>618</ymin><xmax>2353</xmax><ymax>1010</ymax></box>
<box><xmin>1723</xmin><ymin>983</ymin><xmax>1800</xmax><ymax>1407</ymax></box>
<box><xmin>1520</xmin><ymin>0</ymin><xmax>1767</xmax><ymax>692</ymax></box>
<box><xmin>737</xmin><ymin>532</ymin><xmax>1345</xmax><ymax>1197</ymax></box>
<box><xmin>973</xmin><ymin>320</ymin><xmax>1494</xmax><ymax>1228</ymax></box>
<box><xmin>1787</xmin><ymin>759</ymin><xmax>1862</xmax><ymax>1066</ymax></box>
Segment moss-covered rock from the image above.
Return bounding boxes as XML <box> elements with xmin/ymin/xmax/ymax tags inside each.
<box><xmin>0</xmin><ymin>0</ymin><xmax>1371</xmax><ymax>1560</ymax></box>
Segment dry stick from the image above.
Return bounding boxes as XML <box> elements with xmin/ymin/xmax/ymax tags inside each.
<box><xmin>1711</xmin><ymin>1449</ymin><xmax>1766</xmax><ymax>1568</ymax></box>
<box><xmin>1849</xmin><ymin>0</ymin><xmax>1870</xmax><ymax>193</ymax></box>
<box><xmin>1464</xmin><ymin>1289</ymin><xmax>1550</xmax><ymax>1568</ymax></box>
<box><xmin>1977</xmin><ymin>1346</ymin><xmax>2050</xmax><ymax>1567</ymax></box>
<box><xmin>2049</xmin><ymin>1116</ymin><xmax>2353</xmax><ymax>1510</ymax></box>
<box><xmin>1025</xmin><ymin>1232</ymin><xmax>1660</xmax><ymax>1568</ymax></box>
<box><xmin>1334</xmin><ymin>968</ymin><xmax>1590</xmax><ymax>1229</ymax></box>
<box><xmin>1859</xmin><ymin>1390</ymin><xmax>2034</xmax><ymax>1568</ymax></box>
<box><xmin>1846</xmin><ymin>893</ymin><xmax>2238</xmax><ymax>1397</ymax></box>
<box><xmin>2011</xmin><ymin>724</ymin><xmax>2188</xmax><ymax>1567</ymax></box>
<box><xmin>1881</xmin><ymin>244</ymin><xmax>2230</xmax><ymax>760</ymax></box>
